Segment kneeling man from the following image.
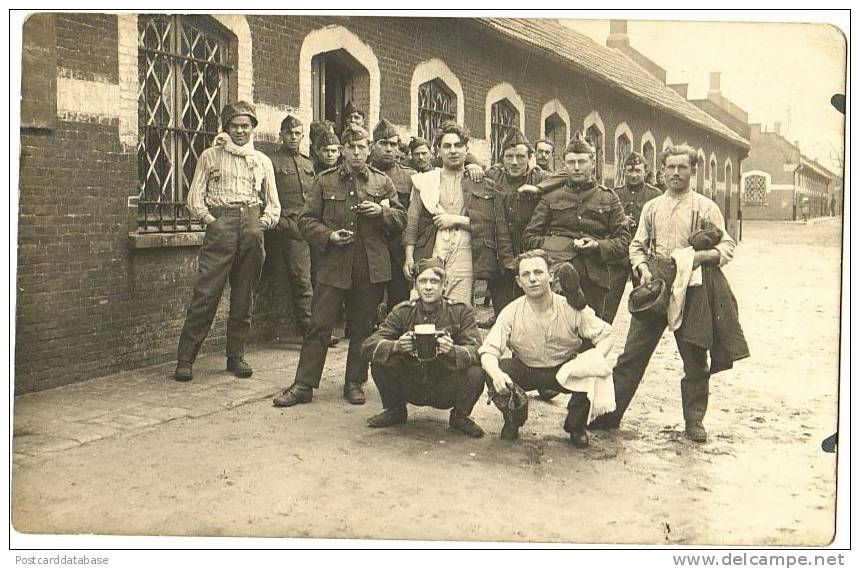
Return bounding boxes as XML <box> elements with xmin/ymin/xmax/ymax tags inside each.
<box><xmin>361</xmin><ymin>258</ymin><xmax>485</xmax><ymax>438</ymax></box>
<box><xmin>479</xmin><ymin>250</ymin><xmax>615</xmax><ymax>447</ymax></box>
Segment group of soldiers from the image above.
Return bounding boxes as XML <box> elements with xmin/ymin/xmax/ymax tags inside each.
<box><xmin>173</xmin><ymin>99</ymin><xmax>748</xmax><ymax>449</ymax></box>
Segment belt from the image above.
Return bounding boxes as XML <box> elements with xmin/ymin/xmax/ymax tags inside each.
<box><xmin>210</xmin><ymin>203</ymin><xmax>260</xmax><ymax>217</ymax></box>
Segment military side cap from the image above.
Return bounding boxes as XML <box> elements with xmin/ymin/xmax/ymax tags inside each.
<box><xmin>280</xmin><ymin>114</ymin><xmax>303</xmax><ymax>131</ymax></box>
<box><xmin>564</xmin><ymin>130</ymin><xmax>595</xmax><ymax>155</ymax></box>
<box><xmin>314</xmin><ymin>130</ymin><xmax>341</xmax><ymax>149</ymax></box>
<box><xmin>624</xmin><ymin>151</ymin><xmax>646</xmax><ymax>169</ymax></box>
<box><xmin>535</xmin><ymin>137</ymin><xmax>555</xmax><ymax>149</ymax></box>
<box><xmin>628</xmin><ymin>280</ymin><xmax>670</xmax><ymax>322</ymax></box>
<box><xmin>341</xmin><ymin>125</ymin><xmax>371</xmax><ymax>144</ymax></box>
<box><xmin>413</xmin><ymin>257</ymin><xmax>446</xmax><ymax>279</ymax></box>
<box><xmin>689</xmin><ymin>220</ymin><xmax>723</xmax><ymax>251</ymax></box>
<box><xmin>501</xmin><ymin>128</ymin><xmax>532</xmax><ymax>154</ymax></box>
<box><xmin>373</xmin><ymin>117</ymin><xmax>399</xmax><ymax>141</ymax></box>
<box><xmin>408</xmin><ymin>136</ymin><xmax>431</xmax><ymax>152</ymax></box>
<box><xmin>221</xmin><ymin>100</ymin><xmax>258</xmax><ymax>128</ymax></box>
<box><xmin>344</xmin><ymin>99</ymin><xmax>364</xmax><ymax>118</ymax></box>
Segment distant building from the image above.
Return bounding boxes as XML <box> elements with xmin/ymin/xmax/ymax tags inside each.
<box><xmin>741</xmin><ymin>123</ymin><xmax>840</xmax><ymax>220</ymax></box>
<box><xmin>16</xmin><ymin>14</ymin><xmax>749</xmax><ymax>392</ymax></box>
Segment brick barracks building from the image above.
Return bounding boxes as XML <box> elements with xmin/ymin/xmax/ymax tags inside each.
<box><xmin>16</xmin><ymin>14</ymin><xmax>749</xmax><ymax>393</ymax></box>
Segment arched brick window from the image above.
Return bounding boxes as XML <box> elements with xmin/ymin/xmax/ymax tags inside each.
<box><xmin>417</xmin><ymin>78</ymin><xmax>456</xmax><ymax>143</ymax></box>
<box><xmin>137</xmin><ymin>14</ymin><xmax>233</xmax><ymax>232</ymax></box>
<box><xmin>743</xmin><ymin>173</ymin><xmax>768</xmax><ymax>204</ymax></box>
<box><xmin>585</xmin><ymin>124</ymin><xmax>604</xmax><ymax>183</ymax></box>
<box><xmin>490</xmin><ymin>99</ymin><xmax>519</xmax><ymax>164</ymax></box>
<box><xmin>615</xmin><ymin>132</ymin><xmax>632</xmax><ymax>184</ymax></box>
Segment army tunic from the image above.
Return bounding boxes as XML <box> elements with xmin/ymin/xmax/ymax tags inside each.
<box><xmin>266</xmin><ymin>146</ymin><xmax>316</xmax><ymax>334</ymax></box>
<box><xmin>293</xmin><ymin>162</ymin><xmax>406</xmax><ymax>389</ymax></box>
<box><xmin>522</xmin><ymin>179</ymin><xmax>631</xmax><ymax>323</ymax></box>
<box><xmin>373</xmin><ymin>160</ymin><xmax>418</xmax><ymax>307</ymax></box>
<box><xmin>614</xmin><ymin>181</ymin><xmax>663</xmax><ymax>232</ymax></box>
<box><xmin>361</xmin><ymin>297</ymin><xmax>484</xmax><ymax>414</ymax></box>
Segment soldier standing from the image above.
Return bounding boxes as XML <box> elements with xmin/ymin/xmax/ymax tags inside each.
<box><xmin>613</xmin><ymin>151</ymin><xmax>662</xmax><ymax>286</ymax></box>
<box><xmin>273</xmin><ymin>126</ymin><xmax>406</xmax><ymax>408</ymax></box>
<box><xmin>265</xmin><ymin>115</ymin><xmax>316</xmax><ymax>342</ymax></box>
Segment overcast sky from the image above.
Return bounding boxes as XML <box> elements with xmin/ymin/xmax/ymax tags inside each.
<box><xmin>562</xmin><ymin>18</ymin><xmax>846</xmax><ymax>173</ymax></box>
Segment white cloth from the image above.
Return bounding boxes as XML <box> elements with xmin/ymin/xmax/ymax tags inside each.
<box><xmin>410</xmin><ymin>168</ymin><xmax>473</xmax><ymax>304</ymax></box>
<box><xmin>212</xmin><ymin>132</ymin><xmax>265</xmax><ymax>194</ymax></box>
<box><xmin>667</xmin><ymin>246</ymin><xmax>702</xmax><ymax>332</ymax></box>
<box><xmin>555</xmin><ymin>348</ymin><xmax>616</xmax><ymax>423</ymax></box>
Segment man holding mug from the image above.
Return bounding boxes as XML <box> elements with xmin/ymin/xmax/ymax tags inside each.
<box><xmin>361</xmin><ymin>258</ymin><xmax>486</xmax><ymax>437</ymax></box>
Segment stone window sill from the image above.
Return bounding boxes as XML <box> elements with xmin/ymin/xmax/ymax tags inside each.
<box><xmin>128</xmin><ymin>231</ymin><xmax>204</xmax><ymax>249</ymax></box>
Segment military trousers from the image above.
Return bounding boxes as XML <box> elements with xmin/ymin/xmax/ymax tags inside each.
<box><xmin>603</xmin><ymin>315</ymin><xmax>710</xmax><ymax>426</ymax></box>
<box><xmin>294</xmin><ymin>247</ymin><xmax>384</xmax><ymax>388</ymax></box>
<box><xmin>177</xmin><ymin>204</ymin><xmax>265</xmax><ymax>363</ymax></box>
<box><xmin>265</xmin><ymin>229</ymin><xmax>313</xmax><ymax>335</ymax></box>
<box><xmin>370</xmin><ymin>359</ymin><xmax>485</xmax><ymax>415</ymax></box>
<box><xmin>482</xmin><ymin>358</ymin><xmax>591</xmax><ymax>429</ymax></box>
<box><xmin>485</xmin><ymin>270</ymin><xmax>519</xmax><ymax>317</ymax></box>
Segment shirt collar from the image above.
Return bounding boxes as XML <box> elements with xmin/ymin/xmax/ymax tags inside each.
<box><xmin>339</xmin><ymin>162</ymin><xmax>369</xmax><ymax>179</ymax></box>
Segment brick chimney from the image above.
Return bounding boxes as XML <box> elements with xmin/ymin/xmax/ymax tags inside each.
<box><xmin>607</xmin><ymin>20</ymin><xmax>630</xmax><ymax>49</ymax></box>
<box><xmin>709</xmin><ymin>72</ymin><xmax>721</xmax><ymax>93</ymax></box>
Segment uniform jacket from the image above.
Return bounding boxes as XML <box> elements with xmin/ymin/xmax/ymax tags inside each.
<box><xmin>487</xmin><ymin>165</ymin><xmax>548</xmax><ymax>268</ymax></box>
<box><xmin>523</xmin><ymin>180</ymin><xmax>631</xmax><ymax>290</ymax></box>
<box><xmin>614</xmin><ymin>182</ymin><xmax>663</xmax><ymax>230</ymax></box>
<box><xmin>403</xmin><ymin>169</ymin><xmax>512</xmax><ymax>280</ymax></box>
<box><xmin>375</xmin><ymin>160</ymin><xmax>418</xmax><ymax>265</ymax></box>
<box><xmin>299</xmin><ymin>162</ymin><xmax>406</xmax><ymax>290</ymax></box>
<box><xmin>268</xmin><ymin>147</ymin><xmax>316</xmax><ymax>238</ymax></box>
<box><xmin>361</xmin><ymin>297</ymin><xmax>480</xmax><ymax>373</ymax></box>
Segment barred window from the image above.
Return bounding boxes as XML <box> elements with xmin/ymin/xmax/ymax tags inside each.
<box><xmin>615</xmin><ymin>132</ymin><xmax>631</xmax><ymax>184</ymax></box>
<box><xmin>137</xmin><ymin>15</ymin><xmax>233</xmax><ymax>233</ymax></box>
<box><xmin>417</xmin><ymin>79</ymin><xmax>455</xmax><ymax>143</ymax></box>
<box><xmin>743</xmin><ymin>174</ymin><xmax>768</xmax><ymax>204</ymax></box>
<box><xmin>585</xmin><ymin>124</ymin><xmax>604</xmax><ymax>183</ymax></box>
<box><xmin>490</xmin><ymin>99</ymin><xmax>519</xmax><ymax>164</ymax></box>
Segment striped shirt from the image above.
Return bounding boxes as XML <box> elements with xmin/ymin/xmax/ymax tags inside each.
<box><xmin>186</xmin><ymin>145</ymin><xmax>280</xmax><ymax>226</ymax></box>
<box><xmin>630</xmin><ymin>190</ymin><xmax>735</xmax><ymax>270</ymax></box>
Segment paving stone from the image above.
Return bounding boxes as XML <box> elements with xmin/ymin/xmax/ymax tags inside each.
<box><xmin>13</xmin><ymin>433</ymin><xmax>81</xmax><ymax>456</ymax></box>
<box><xmin>90</xmin><ymin>413</ymin><xmax>163</xmax><ymax>431</ymax></box>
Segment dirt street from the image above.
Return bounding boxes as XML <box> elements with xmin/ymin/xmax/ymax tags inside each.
<box><xmin>11</xmin><ymin>219</ymin><xmax>842</xmax><ymax>545</ymax></box>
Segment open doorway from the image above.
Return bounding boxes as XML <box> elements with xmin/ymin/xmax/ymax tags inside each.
<box><xmin>311</xmin><ymin>49</ymin><xmax>370</xmax><ymax>134</ymax></box>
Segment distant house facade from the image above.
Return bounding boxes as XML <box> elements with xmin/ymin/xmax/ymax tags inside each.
<box><xmin>16</xmin><ymin>14</ymin><xmax>749</xmax><ymax>393</ymax></box>
<box><xmin>741</xmin><ymin>123</ymin><xmax>839</xmax><ymax>221</ymax></box>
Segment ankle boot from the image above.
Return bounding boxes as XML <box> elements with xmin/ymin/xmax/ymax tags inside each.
<box><xmin>564</xmin><ymin>392</ymin><xmax>591</xmax><ymax>448</ymax></box>
<box><xmin>681</xmin><ymin>379</ymin><xmax>710</xmax><ymax>443</ymax></box>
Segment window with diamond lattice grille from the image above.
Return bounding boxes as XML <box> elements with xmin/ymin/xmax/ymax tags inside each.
<box><xmin>615</xmin><ymin>133</ymin><xmax>631</xmax><ymax>184</ymax></box>
<box><xmin>137</xmin><ymin>14</ymin><xmax>232</xmax><ymax>232</ymax></box>
<box><xmin>418</xmin><ymin>79</ymin><xmax>455</xmax><ymax>144</ymax></box>
<box><xmin>743</xmin><ymin>175</ymin><xmax>768</xmax><ymax>204</ymax></box>
<box><xmin>490</xmin><ymin>99</ymin><xmax>519</xmax><ymax>164</ymax></box>
<box><xmin>585</xmin><ymin>125</ymin><xmax>604</xmax><ymax>183</ymax></box>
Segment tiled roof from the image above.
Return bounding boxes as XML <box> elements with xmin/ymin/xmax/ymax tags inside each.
<box><xmin>801</xmin><ymin>155</ymin><xmax>837</xmax><ymax>180</ymax></box>
<box><xmin>477</xmin><ymin>18</ymin><xmax>750</xmax><ymax>148</ymax></box>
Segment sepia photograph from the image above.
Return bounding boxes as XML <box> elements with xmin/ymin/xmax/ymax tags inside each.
<box><xmin>8</xmin><ymin>8</ymin><xmax>848</xmax><ymax>551</ymax></box>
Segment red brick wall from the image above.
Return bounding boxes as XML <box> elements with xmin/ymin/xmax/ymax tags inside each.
<box><xmin>16</xmin><ymin>13</ymin><xmax>748</xmax><ymax>392</ymax></box>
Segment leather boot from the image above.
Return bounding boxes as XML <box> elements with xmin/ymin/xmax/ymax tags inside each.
<box><xmin>681</xmin><ymin>379</ymin><xmax>710</xmax><ymax>443</ymax></box>
<box><xmin>564</xmin><ymin>392</ymin><xmax>590</xmax><ymax>448</ymax></box>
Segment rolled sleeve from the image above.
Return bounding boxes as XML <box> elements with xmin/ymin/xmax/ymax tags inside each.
<box><xmin>260</xmin><ymin>156</ymin><xmax>281</xmax><ymax>227</ymax></box>
<box><xmin>187</xmin><ymin>151</ymin><xmax>212</xmax><ymax>223</ymax></box>
<box><xmin>705</xmin><ymin>202</ymin><xmax>736</xmax><ymax>266</ymax></box>
<box><xmin>628</xmin><ymin>201</ymin><xmax>653</xmax><ymax>269</ymax></box>
<box><xmin>576</xmin><ymin>305</ymin><xmax>613</xmax><ymax>346</ymax></box>
<box><xmin>478</xmin><ymin>303</ymin><xmax>515</xmax><ymax>361</ymax></box>
<box><xmin>402</xmin><ymin>187</ymin><xmax>422</xmax><ymax>246</ymax></box>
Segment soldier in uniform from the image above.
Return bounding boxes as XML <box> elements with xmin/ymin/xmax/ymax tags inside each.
<box><xmin>613</xmin><ymin>151</ymin><xmax>662</xmax><ymax>286</ymax></box>
<box><xmin>523</xmin><ymin>131</ymin><xmax>631</xmax><ymax>324</ymax></box>
<box><xmin>312</xmin><ymin>129</ymin><xmax>341</xmax><ymax>175</ymax></box>
<box><xmin>342</xmin><ymin>100</ymin><xmax>366</xmax><ymax>131</ymax></box>
<box><xmin>361</xmin><ymin>258</ymin><xmax>486</xmax><ymax>437</ymax></box>
<box><xmin>273</xmin><ymin>125</ymin><xmax>406</xmax><ymax>408</ymax></box>
<box><xmin>408</xmin><ymin>137</ymin><xmax>434</xmax><ymax>173</ymax></box>
<box><xmin>371</xmin><ymin>118</ymin><xmax>418</xmax><ymax>309</ymax></box>
<box><xmin>482</xmin><ymin>129</ymin><xmax>546</xmax><ymax>322</ymax></box>
<box><xmin>534</xmin><ymin>138</ymin><xmax>556</xmax><ymax>173</ymax></box>
<box><xmin>265</xmin><ymin>115</ymin><xmax>316</xmax><ymax>342</ymax></box>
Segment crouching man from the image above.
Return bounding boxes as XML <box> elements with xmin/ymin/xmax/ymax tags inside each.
<box><xmin>360</xmin><ymin>258</ymin><xmax>486</xmax><ymax>438</ymax></box>
<box><xmin>478</xmin><ymin>250</ymin><xmax>615</xmax><ymax>447</ymax></box>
